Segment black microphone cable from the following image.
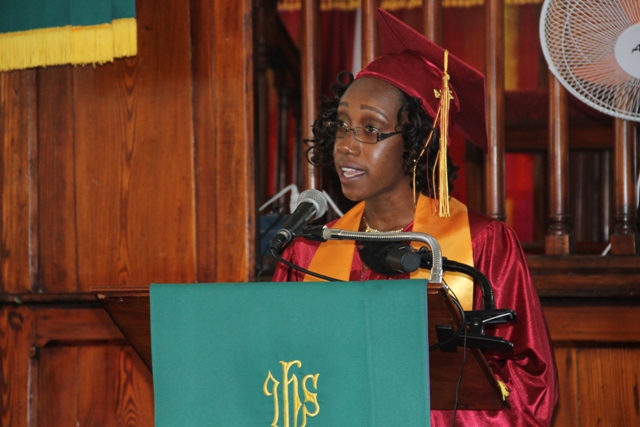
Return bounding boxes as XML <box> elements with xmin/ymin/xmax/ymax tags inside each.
<box><xmin>270</xmin><ymin>248</ymin><xmax>343</xmax><ymax>282</ymax></box>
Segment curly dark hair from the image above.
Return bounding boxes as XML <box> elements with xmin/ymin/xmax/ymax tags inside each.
<box><xmin>305</xmin><ymin>72</ymin><xmax>458</xmax><ymax>198</ymax></box>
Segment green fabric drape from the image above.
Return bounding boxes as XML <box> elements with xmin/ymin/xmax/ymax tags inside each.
<box><xmin>0</xmin><ymin>0</ymin><xmax>136</xmax><ymax>71</ymax></box>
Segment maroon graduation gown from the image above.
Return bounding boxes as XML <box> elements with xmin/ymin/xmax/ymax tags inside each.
<box><xmin>272</xmin><ymin>209</ymin><xmax>558</xmax><ymax>426</ymax></box>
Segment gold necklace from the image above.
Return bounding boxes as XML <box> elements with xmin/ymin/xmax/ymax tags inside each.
<box><xmin>363</xmin><ymin>216</ymin><xmax>404</xmax><ymax>233</ymax></box>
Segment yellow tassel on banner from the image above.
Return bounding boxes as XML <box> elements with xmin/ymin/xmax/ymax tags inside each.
<box><xmin>113</xmin><ymin>18</ymin><xmax>138</xmax><ymax>58</ymax></box>
<box><xmin>0</xmin><ymin>19</ymin><xmax>137</xmax><ymax>72</ymax></box>
<box><xmin>71</xmin><ymin>24</ymin><xmax>114</xmax><ymax>65</ymax></box>
<box><xmin>0</xmin><ymin>27</ymin><xmax>71</xmax><ymax>71</ymax></box>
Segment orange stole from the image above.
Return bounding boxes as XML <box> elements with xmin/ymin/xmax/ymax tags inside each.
<box><xmin>303</xmin><ymin>195</ymin><xmax>474</xmax><ymax>310</ymax></box>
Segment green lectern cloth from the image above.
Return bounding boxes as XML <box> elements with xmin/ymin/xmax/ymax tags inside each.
<box><xmin>150</xmin><ymin>280</ymin><xmax>430</xmax><ymax>427</ymax></box>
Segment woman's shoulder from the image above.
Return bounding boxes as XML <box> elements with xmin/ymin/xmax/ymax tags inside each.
<box><xmin>467</xmin><ymin>208</ymin><xmax>522</xmax><ymax>247</ymax></box>
<box><xmin>468</xmin><ymin>208</ymin><xmax>502</xmax><ymax>236</ymax></box>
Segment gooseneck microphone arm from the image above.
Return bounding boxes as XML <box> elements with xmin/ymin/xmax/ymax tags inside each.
<box><xmin>301</xmin><ymin>227</ymin><xmax>445</xmax><ymax>283</ymax></box>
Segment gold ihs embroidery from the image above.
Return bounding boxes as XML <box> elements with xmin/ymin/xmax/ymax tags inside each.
<box><xmin>264</xmin><ymin>360</ymin><xmax>320</xmax><ymax>427</ymax></box>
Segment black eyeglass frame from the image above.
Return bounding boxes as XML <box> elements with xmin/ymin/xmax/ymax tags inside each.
<box><xmin>324</xmin><ymin>121</ymin><xmax>404</xmax><ymax>144</ymax></box>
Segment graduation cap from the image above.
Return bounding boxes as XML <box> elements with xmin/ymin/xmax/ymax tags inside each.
<box><xmin>355</xmin><ymin>9</ymin><xmax>488</xmax><ymax>216</ymax></box>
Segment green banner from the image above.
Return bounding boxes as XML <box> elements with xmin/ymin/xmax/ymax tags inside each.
<box><xmin>150</xmin><ymin>280</ymin><xmax>431</xmax><ymax>426</ymax></box>
<box><xmin>0</xmin><ymin>0</ymin><xmax>136</xmax><ymax>71</ymax></box>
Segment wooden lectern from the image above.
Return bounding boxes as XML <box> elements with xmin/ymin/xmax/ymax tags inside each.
<box><xmin>95</xmin><ymin>281</ymin><xmax>507</xmax><ymax>411</ymax></box>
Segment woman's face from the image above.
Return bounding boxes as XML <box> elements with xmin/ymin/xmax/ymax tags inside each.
<box><xmin>333</xmin><ymin>78</ymin><xmax>411</xmax><ymax>203</ymax></box>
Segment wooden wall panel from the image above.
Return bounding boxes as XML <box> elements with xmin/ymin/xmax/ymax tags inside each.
<box><xmin>34</xmin><ymin>0</ymin><xmax>204</xmax><ymax>292</ymax></box>
<box><xmin>550</xmin><ymin>347</ymin><xmax>640</xmax><ymax>427</ymax></box>
<box><xmin>190</xmin><ymin>0</ymin><xmax>257</xmax><ymax>283</ymax></box>
<box><xmin>71</xmin><ymin>0</ymin><xmax>197</xmax><ymax>290</ymax></box>
<box><xmin>551</xmin><ymin>347</ymin><xmax>579</xmax><ymax>427</ymax></box>
<box><xmin>38</xmin><ymin>347</ymin><xmax>79</xmax><ymax>425</ymax></box>
<box><xmin>1</xmin><ymin>306</ymin><xmax>154</xmax><ymax>427</ymax></box>
<box><xmin>76</xmin><ymin>346</ymin><xmax>153</xmax><ymax>426</ymax></box>
<box><xmin>0</xmin><ymin>71</ymin><xmax>37</xmax><ymax>293</ymax></box>
<box><xmin>190</xmin><ymin>0</ymin><xmax>218</xmax><ymax>283</ymax></box>
<box><xmin>0</xmin><ymin>307</ymin><xmax>33</xmax><ymax>427</ymax></box>
<box><xmin>37</xmin><ymin>67</ymin><xmax>78</xmax><ymax>292</ymax></box>
<box><xmin>576</xmin><ymin>348</ymin><xmax>640</xmax><ymax>427</ymax></box>
<box><xmin>548</xmin><ymin>310</ymin><xmax>640</xmax><ymax>427</ymax></box>
<box><xmin>210</xmin><ymin>0</ymin><xmax>255</xmax><ymax>283</ymax></box>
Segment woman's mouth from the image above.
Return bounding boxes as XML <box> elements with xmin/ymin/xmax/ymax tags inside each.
<box><xmin>338</xmin><ymin>166</ymin><xmax>366</xmax><ymax>183</ymax></box>
<box><xmin>341</xmin><ymin>167</ymin><xmax>365</xmax><ymax>178</ymax></box>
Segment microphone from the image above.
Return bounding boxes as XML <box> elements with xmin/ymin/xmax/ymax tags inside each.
<box><xmin>269</xmin><ymin>189</ymin><xmax>328</xmax><ymax>254</ymax></box>
<box><xmin>357</xmin><ymin>241</ymin><xmax>422</xmax><ymax>276</ymax></box>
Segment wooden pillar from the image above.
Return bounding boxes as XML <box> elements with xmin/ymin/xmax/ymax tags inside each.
<box><xmin>423</xmin><ymin>0</ymin><xmax>442</xmax><ymax>43</ymax></box>
<box><xmin>545</xmin><ymin>75</ymin><xmax>574</xmax><ymax>255</ymax></box>
<box><xmin>361</xmin><ymin>0</ymin><xmax>377</xmax><ymax>68</ymax></box>
<box><xmin>484</xmin><ymin>0</ymin><xmax>505</xmax><ymax>221</ymax></box>
<box><xmin>300</xmin><ymin>0</ymin><xmax>320</xmax><ymax>189</ymax></box>
<box><xmin>277</xmin><ymin>88</ymin><xmax>291</xmax><ymax>191</ymax></box>
<box><xmin>610</xmin><ymin>119</ymin><xmax>639</xmax><ymax>254</ymax></box>
<box><xmin>600</xmin><ymin>150</ymin><xmax>612</xmax><ymax>242</ymax></box>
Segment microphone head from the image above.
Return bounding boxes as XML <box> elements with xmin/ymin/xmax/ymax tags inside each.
<box><xmin>357</xmin><ymin>241</ymin><xmax>421</xmax><ymax>276</ymax></box>
<box><xmin>357</xmin><ymin>241</ymin><xmax>403</xmax><ymax>276</ymax></box>
<box><xmin>297</xmin><ymin>189</ymin><xmax>328</xmax><ymax>220</ymax></box>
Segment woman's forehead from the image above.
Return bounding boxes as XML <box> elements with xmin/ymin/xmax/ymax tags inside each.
<box><xmin>339</xmin><ymin>78</ymin><xmax>403</xmax><ymax>116</ymax></box>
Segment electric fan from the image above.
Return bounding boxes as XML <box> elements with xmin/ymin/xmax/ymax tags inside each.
<box><xmin>540</xmin><ymin>0</ymin><xmax>640</xmax><ymax>122</ymax></box>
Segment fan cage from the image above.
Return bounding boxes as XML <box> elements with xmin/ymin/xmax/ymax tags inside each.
<box><xmin>540</xmin><ymin>0</ymin><xmax>640</xmax><ymax>122</ymax></box>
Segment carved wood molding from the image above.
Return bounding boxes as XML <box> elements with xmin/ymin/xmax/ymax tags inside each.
<box><xmin>528</xmin><ymin>255</ymin><xmax>640</xmax><ymax>298</ymax></box>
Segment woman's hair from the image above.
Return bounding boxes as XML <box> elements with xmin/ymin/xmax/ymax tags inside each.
<box><xmin>305</xmin><ymin>72</ymin><xmax>458</xmax><ymax>198</ymax></box>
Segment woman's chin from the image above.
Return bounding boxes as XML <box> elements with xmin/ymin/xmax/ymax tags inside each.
<box><xmin>340</xmin><ymin>187</ymin><xmax>365</xmax><ymax>203</ymax></box>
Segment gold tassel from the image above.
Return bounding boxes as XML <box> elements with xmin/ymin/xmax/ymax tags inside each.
<box><xmin>412</xmin><ymin>50</ymin><xmax>453</xmax><ymax>217</ymax></box>
<box><xmin>435</xmin><ymin>50</ymin><xmax>452</xmax><ymax>217</ymax></box>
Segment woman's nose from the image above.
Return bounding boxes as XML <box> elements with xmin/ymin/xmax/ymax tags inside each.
<box><xmin>334</xmin><ymin>131</ymin><xmax>360</xmax><ymax>155</ymax></box>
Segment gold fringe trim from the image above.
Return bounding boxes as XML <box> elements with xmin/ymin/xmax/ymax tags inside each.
<box><xmin>278</xmin><ymin>0</ymin><xmax>361</xmax><ymax>12</ymax></box>
<box><xmin>442</xmin><ymin>0</ymin><xmax>484</xmax><ymax>6</ymax></box>
<box><xmin>0</xmin><ymin>18</ymin><xmax>137</xmax><ymax>72</ymax></box>
<box><xmin>277</xmin><ymin>0</ymin><xmax>542</xmax><ymax>12</ymax></box>
<box><xmin>71</xmin><ymin>23</ymin><xmax>114</xmax><ymax>64</ymax></box>
<box><xmin>381</xmin><ymin>0</ymin><xmax>422</xmax><ymax>10</ymax></box>
<box><xmin>113</xmin><ymin>18</ymin><xmax>138</xmax><ymax>58</ymax></box>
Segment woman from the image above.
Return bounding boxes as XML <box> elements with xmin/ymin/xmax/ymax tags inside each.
<box><xmin>273</xmin><ymin>9</ymin><xmax>558</xmax><ymax>426</ymax></box>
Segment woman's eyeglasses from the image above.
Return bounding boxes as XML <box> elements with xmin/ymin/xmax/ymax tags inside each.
<box><xmin>324</xmin><ymin>121</ymin><xmax>403</xmax><ymax>144</ymax></box>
